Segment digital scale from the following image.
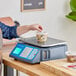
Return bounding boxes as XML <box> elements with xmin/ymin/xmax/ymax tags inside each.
<box><xmin>9</xmin><ymin>37</ymin><xmax>67</xmax><ymax>64</ymax></box>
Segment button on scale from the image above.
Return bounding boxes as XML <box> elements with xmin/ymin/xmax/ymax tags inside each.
<box><xmin>28</xmin><ymin>49</ymin><xmax>38</xmax><ymax>60</ymax></box>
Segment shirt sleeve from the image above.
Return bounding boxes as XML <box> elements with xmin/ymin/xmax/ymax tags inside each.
<box><xmin>9</xmin><ymin>26</ymin><xmax>19</xmax><ymax>39</ymax></box>
<box><xmin>0</xmin><ymin>22</ymin><xmax>19</xmax><ymax>39</ymax></box>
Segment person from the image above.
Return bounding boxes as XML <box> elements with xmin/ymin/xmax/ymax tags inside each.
<box><xmin>0</xmin><ymin>17</ymin><xmax>43</xmax><ymax>39</ymax></box>
<box><xmin>0</xmin><ymin>17</ymin><xmax>43</xmax><ymax>76</ymax></box>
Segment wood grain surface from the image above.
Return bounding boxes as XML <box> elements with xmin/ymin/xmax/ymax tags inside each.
<box><xmin>41</xmin><ymin>59</ymin><xmax>76</xmax><ymax>76</ymax></box>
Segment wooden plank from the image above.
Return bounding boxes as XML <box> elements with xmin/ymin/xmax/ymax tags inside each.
<box><xmin>40</xmin><ymin>59</ymin><xmax>76</xmax><ymax>76</ymax></box>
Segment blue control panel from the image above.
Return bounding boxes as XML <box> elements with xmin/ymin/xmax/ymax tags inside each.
<box><xmin>10</xmin><ymin>43</ymin><xmax>40</xmax><ymax>61</ymax></box>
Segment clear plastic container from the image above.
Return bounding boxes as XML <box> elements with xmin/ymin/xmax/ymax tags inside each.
<box><xmin>36</xmin><ymin>31</ymin><xmax>48</xmax><ymax>43</ymax></box>
<box><xmin>66</xmin><ymin>51</ymin><xmax>76</xmax><ymax>62</ymax></box>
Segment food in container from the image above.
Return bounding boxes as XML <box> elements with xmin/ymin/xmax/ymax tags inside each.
<box><xmin>66</xmin><ymin>51</ymin><xmax>76</xmax><ymax>62</ymax></box>
<box><xmin>36</xmin><ymin>31</ymin><xmax>48</xmax><ymax>43</ymax></box>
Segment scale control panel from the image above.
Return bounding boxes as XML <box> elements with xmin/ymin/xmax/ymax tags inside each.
<box><xmin>9</xmin><ymin>43</ymin><xmax>40</xmax><ymax>62</ymax></box>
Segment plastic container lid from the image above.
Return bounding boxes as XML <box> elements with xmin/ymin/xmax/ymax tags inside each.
<box><xmin>66</xmin><ymin>51</ymin><xmax>76</xmax><ymax>56</ymax></box>
<box><xmin>36</xmin><ymin>31</ymin><xmax>48</xmax><ymax>35</ymax></box>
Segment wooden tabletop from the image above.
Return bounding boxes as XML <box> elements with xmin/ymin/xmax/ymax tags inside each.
<box><xmin>2</xmin><ymin>44</ymin><xmax>57</xmax><ymax>76</ymax></box>
<box><xmin>41</xmin><ymin>59</ymin><xmax>76</xmax><ymax>76</ymax></box>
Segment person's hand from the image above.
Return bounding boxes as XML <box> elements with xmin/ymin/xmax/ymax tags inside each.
<box><xmin>29</xmin><ymin>24</ymin><xmax>43</xmax><ymax>32</ymax></box>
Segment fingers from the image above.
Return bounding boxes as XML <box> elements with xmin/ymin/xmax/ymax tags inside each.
<box><xmin>39</xmin><ymin>25</ymin><xmax>43</xmax><ymax>30</ymax></box>
<box><xmin>38</xmin><ymin>25</ymin><xmax>43</xmax><ymax>32</ymax></box>
<box><xmin>35</xmin><ymin>24</ymin><xmax>43</xmax><ymax>32</ymax></box>
<box><xmin>30</xmin><ymin>24</ymin><xmax>43</xmax><ymax>32</ymax></box>
<box><xmin>37</xmin><ymin>28</ymin><xmax>42</xmax><ymax>32</ymax></box>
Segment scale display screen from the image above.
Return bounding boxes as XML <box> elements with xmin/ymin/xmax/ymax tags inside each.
<box><xmin>10</xmin><ymin>43</ymin><xmax>40</xmax><ymax>61</ymax></box>
<box><xmin>13</xmin><ymin>48</ymin><xmax>22</xmax><ymax>54</ymax></box>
